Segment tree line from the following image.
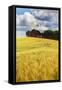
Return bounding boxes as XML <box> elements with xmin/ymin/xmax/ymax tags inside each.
<box><xmin>26</xmin><ymin>29</ymin><xmax>59</xmax><ymax>40</ymax></box>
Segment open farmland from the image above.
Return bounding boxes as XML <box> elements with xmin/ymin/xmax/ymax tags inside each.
<box><xmin>16</xmin><ymin>37</ymin><xmax>58</xmax><ymax>82</ymax></box>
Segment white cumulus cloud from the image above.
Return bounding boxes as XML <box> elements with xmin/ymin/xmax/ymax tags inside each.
<box><xmin>16</xmin><ymin>9</ymin><xmax>59</xmax><ymax>32</ymax></box>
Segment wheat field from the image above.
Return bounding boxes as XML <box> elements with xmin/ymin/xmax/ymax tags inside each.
<box><xmin>16</xmin><ymin>37</ymin><xmax>58</xmax><ymax>82</ymax></box>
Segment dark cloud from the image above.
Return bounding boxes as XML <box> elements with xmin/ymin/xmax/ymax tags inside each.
<box><xmin>16</xmin><ymin>9</ymin><xmax>59</xmax><ymax>31</ymax></box>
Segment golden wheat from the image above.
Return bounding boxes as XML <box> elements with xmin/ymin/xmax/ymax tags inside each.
<box><xmin>16</xmin><ymin>37</ymin><xmax>58</xmax><ymax>82</ymax></box>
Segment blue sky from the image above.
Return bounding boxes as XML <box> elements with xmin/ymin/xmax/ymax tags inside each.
<box><xmin>16</xmin><ymin>7</ymin><xmax>59</xmax><ymax>33</ymax></box>
<box><xmin>16</xmin><ymin>8</ymin><xmax>32</xmax><ymax>15</ymax></box>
